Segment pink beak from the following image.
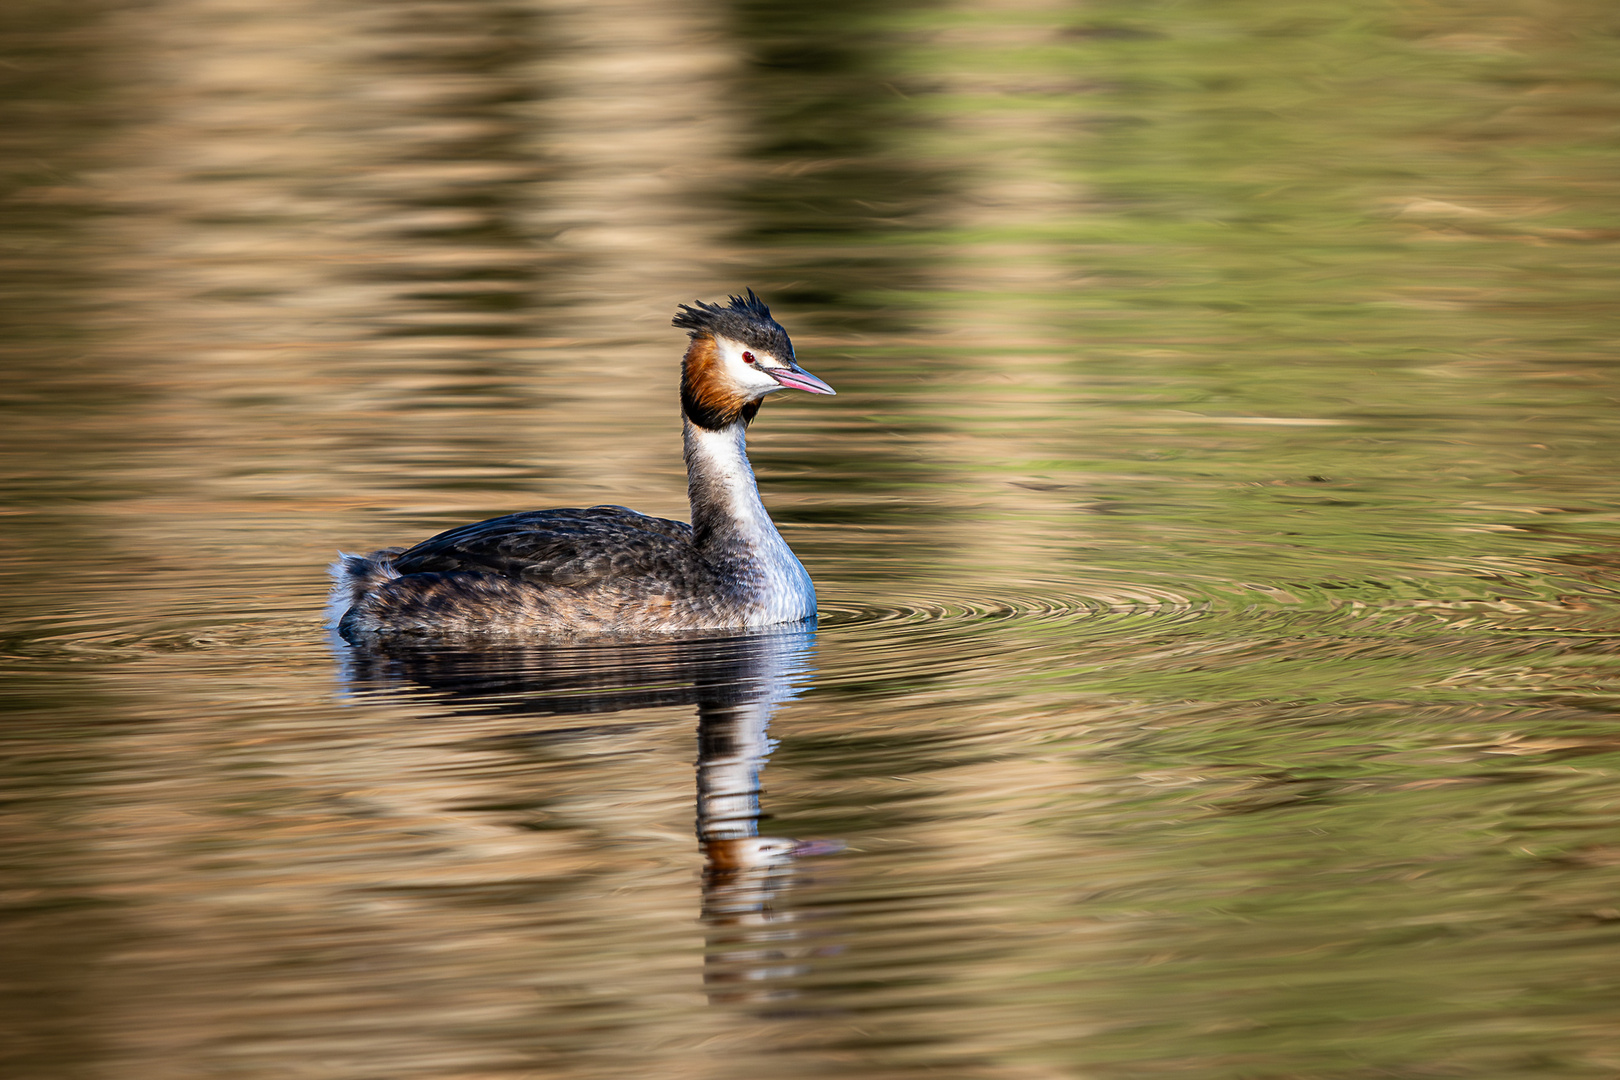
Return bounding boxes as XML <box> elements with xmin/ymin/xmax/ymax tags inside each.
<box><xmin>770</xmin><ymin>361</ymin><xmax>836</xmax><ymax>396</ymax></box>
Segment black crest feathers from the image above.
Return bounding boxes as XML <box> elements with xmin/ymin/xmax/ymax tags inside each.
<box><xmin>672</xmin><ymin>289</ymin><xmax>794</xmax><ymax>360</ymax></box>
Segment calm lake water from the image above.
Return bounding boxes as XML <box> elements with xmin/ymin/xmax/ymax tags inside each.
<box><xmin>4</xmin><ymin>1</ymin><xmax>1620</xmax><ymax>1077</ymax></box>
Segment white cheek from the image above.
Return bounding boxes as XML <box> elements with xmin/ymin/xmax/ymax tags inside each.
<box><xmin>717</xmin><ymin>342</ymin><xmax>786</xmax><ymax>393</ymax></box>
<box><xmin>746</xmin><ymin>367</ymin><xmax>785</xmax><ymax>393</ymax></box>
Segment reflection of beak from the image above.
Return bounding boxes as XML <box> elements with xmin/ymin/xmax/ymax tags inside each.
<box><xmin>767</xmin><ymin>361</ymin><xmax>836</xmax><ymax>396</ymax></box>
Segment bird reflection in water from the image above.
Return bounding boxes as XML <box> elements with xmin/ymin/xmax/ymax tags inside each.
<box><xmin>332</xmin><ymin>626</ymin><xmax>839</xmax><ymax>1004</ymax></box>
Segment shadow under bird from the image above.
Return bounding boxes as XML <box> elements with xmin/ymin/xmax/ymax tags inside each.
<box><xmin>327</xmin><ymin>290</ymin><xmax>836</xmax><ymax>637</ymax></box>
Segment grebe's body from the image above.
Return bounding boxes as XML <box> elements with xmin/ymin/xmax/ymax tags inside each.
<box><xmin>327</xmin><ymin>292</ymin><xmax>834</xmax><ymax>638</ymax></box>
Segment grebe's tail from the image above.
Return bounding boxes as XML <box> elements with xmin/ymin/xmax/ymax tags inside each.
<box><xmin>325</xmin><ymin>549</ymin><xmax>402</xmax><ymax>629</ymax></box>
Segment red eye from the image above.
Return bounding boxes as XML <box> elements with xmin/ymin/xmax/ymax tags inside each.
<box><xmin>742</xmin><ymin>351</ymin><xmax>757</xmax><ymax>365</ymax></box>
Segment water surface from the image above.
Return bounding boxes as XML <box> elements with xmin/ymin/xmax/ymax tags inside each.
<box><xmin>4</xmin><ymin>1</ymin><xmax>1620</xmax><ymax>1078</ymax></box>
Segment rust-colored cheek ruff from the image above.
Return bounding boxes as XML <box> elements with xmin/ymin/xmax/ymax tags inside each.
<box><xmin>681</xmin><ymin>336</ymin><xmax>758</xmax><ymax>430</ymax></box>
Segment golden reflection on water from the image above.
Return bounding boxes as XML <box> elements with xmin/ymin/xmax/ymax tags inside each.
<box><xmin>4</xmin><ymin>0</ymin><xmax>1620</xmax><ymax>1078</ymax></box>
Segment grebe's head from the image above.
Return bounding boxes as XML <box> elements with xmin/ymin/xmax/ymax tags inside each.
<box><xmin>673</xmin><ymin>289</ymin><xmax>835</xmax><ymax>430</ymax></box>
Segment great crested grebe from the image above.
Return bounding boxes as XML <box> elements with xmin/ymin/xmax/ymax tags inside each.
<box><xmin>327</xmin><ymin>290</ymin><xmax>835</xmax><ymax>637</ymax></box>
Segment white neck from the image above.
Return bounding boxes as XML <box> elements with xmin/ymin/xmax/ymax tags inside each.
<box><xmin>683</xmin><ymin>418</ymin><xmax>816</xmax><ymax>624</ymax></box>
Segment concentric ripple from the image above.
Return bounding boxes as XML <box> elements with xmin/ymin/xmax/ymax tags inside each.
<box><xmin>0</xmin><ymin>612</ymin><xmax>301</xmax><ymax>664</ymax></box>
<box><xmin>2</xmin><ymin>555</ymin><xmax>1613</xmax><ymax>671</ymax></box>
<box><xmin>805</xmin><ymin>560</ymin><xmax>1620</xmax><ymax>697</ymax></box>
<box><xmin>816</xmin><ymin>578</ymin><xmax>1203</xmax><ymax>631</ymax></box>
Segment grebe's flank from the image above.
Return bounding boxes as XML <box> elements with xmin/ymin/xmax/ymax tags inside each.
<box><xmin>327</xmin><ymin>290</ymin><xmax>835</xmax><ymax>637</ymax></box>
